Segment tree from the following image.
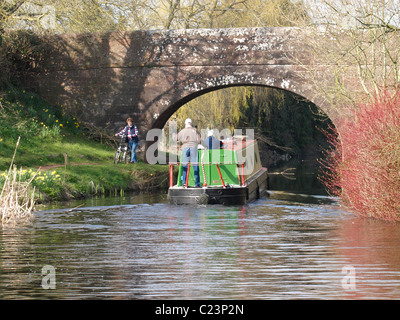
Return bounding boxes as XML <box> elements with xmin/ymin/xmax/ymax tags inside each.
<box><xmin>1</xmin><ymin>0</ymin><xmax>310</xmax><ymax>34</ymax></box>
<box><xmin>0</xmin><ymin>0</ymin><xmax>128</xmax><ymax>34</ymax></box>
<box><xmin>301</xmin><ymin>1</ymin><xmax>400</xmax><ymax>220</ymax></box>
<box><xmin>0</xmin><ymin>0</ymin><xmax>26</xmax><ymax>35</ymax></box>
<box><xmin>299</xmin><ymin>0</ymin><xmax>400</xmax><ymax>109</ymax></box>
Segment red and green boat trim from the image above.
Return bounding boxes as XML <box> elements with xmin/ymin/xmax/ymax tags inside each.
<box><xmin>168</xmin><ymin>137</ymin><xmax>269</xmax><ymax>205</ymax></box>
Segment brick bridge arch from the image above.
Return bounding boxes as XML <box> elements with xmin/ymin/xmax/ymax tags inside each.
<box><xmin>24</xmin><ymin>27</ymin><xmax>334</xmax><ymax>144</ymax></box>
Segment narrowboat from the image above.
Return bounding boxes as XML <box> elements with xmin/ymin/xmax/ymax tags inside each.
<box><xmin>168</xmin><ymin>136</ymin><xmax>269</xmax><ymax>205</ymax></box>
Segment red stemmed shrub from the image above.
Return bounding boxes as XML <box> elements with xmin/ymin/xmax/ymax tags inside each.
<box><xmin>320</xmin><ymin>91</ymin><xmax>400</xmax><ymax>222</ymax></box>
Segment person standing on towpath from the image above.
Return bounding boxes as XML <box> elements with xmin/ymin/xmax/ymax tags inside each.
<box><xmin>115</xmin><ymin>117</ymin><xmax>139</xmax><ymax>163</ymax></box>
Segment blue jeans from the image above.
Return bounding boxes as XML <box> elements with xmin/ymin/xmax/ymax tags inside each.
<box><xmin>128</xmin><ymin>139</ymin><xmax>138</xmax><ymax>163</ymax></box>
<box><xmin>181</xmin><ymin>147</ymin><xmax>200</xmax><ymax>187</ymax></box>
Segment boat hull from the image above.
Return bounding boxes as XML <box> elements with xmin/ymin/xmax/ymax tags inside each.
<box><xmin>168</xmin><ymin>168</ymin><xmax>268</xmax><ymax>205</ymax></box>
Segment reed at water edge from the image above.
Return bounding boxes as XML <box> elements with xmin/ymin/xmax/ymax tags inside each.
<box><xmin>0</xmin><ymin>137</ymin><xmax>37</xmax><ymax>225</ymax></box>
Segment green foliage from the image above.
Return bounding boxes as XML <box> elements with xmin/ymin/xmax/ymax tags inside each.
<box><xmin>0</xmin><ymin>168</ymin><xmax>63</xmax><ymax>200</ymax></box>
<box><xmin>0</xmin><ymin>87</ymin><xmax>83</xmax><ymax>144</ymax></box>
<box><xmin>62</xmin><ymin>164</ymin><xmax>132</xmax><ymax>197</ymax></box>
<box><xmin>246</xmin><ymin>88</ymin><xmax>326</xmax><ymax>153</ymax></box>
<box><xmin>63</xmin><ymin>162</ymin><xmax>168</xmax><ymax>197</ymax></box>
<box><xmin>0</xmin><ymin>162</ymin><xmax>169</xmax><ymax>201</ymax></box>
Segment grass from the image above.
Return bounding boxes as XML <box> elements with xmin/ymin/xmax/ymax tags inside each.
<box><xmin>0</xmin><ymin>137</ymin><xmax>114</xmax><ymax>169</ymax></box>
<box><xmin>0</xmin><ymin>87</ymin><xmax>170</xmax><ymax>205</ymax></box>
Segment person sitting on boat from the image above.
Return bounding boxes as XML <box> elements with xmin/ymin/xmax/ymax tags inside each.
<box><xmin>175</xmin><ymin>118</ymin><xmax>201</xmax><ymax>187</ymax></box>
<box><xmin>202</xmin><ymin>129</ymin><xmax>223</xmax><ymax>150</ymax></box>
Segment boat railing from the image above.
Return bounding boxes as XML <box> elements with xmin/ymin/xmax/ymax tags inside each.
<box><xmin>168</xmin><ymin>161</ymin><xmax>246</xmax><ymax>188</ymax></box>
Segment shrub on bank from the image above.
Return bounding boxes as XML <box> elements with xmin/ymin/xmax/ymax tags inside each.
<box><xmin>321</xmin><ymin>91</ymin><xmax>400</xmax><ymax>222</ymax></box>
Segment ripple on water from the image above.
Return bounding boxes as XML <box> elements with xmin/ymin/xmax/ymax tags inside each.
<box><xmin>1</xmin><ymin>192</ymin><xmax>400</xmax><ymax>299</ymax></box>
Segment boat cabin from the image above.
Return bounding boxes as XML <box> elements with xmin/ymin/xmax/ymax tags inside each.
<box><xmin>169</xmin><ymin>136</ymin><xmax>263</xmax><ymax>188</ymax></box>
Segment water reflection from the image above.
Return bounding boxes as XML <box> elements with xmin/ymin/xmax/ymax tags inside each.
<box><xmin>268</xmin><ymin>160</ymin><xmax>327</xmax><ymax>195</ymax></box>
<box><xmin>2</xmin><ymin>188</ymin><xmax>400</xmax><ymax>300</ymax></box>
<box><xmin>334</xmin><ymin>217</ymin><xmax>400</xmax><ymax>299</ymax></box>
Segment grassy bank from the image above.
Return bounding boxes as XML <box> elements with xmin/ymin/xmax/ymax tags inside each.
<box><xmin>0</xmin><ymin>87</ymin><xmax>169</xmax><ymax>204</ymax></box>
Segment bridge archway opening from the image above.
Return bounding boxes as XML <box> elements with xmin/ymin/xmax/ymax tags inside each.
<box><xmin>150</xmin><ymin>84</ymin><xmax>335</xmax><ymax>194</ymax></box>
<box><xmin>153</xmin><ymin>84</ymin><xmax>334</xmax><ymax>132</ymax></box>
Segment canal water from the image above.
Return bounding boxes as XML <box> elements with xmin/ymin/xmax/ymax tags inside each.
<box><xmin>1</xmin><ymin>164</ymin><xmax>400</xmax><ymax>299</ymax></box>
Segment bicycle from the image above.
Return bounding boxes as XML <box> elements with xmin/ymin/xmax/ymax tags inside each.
<box><xmin>113</xmin><ymin>135</ymin><xmax>131</xmax><ymax>164</ymax></box>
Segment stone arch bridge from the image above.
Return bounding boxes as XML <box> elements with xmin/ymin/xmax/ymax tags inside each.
<box><xmin>23</xmin><ymin>27</ymin><xmax>334</xmax><ymax>144</ymax></box>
